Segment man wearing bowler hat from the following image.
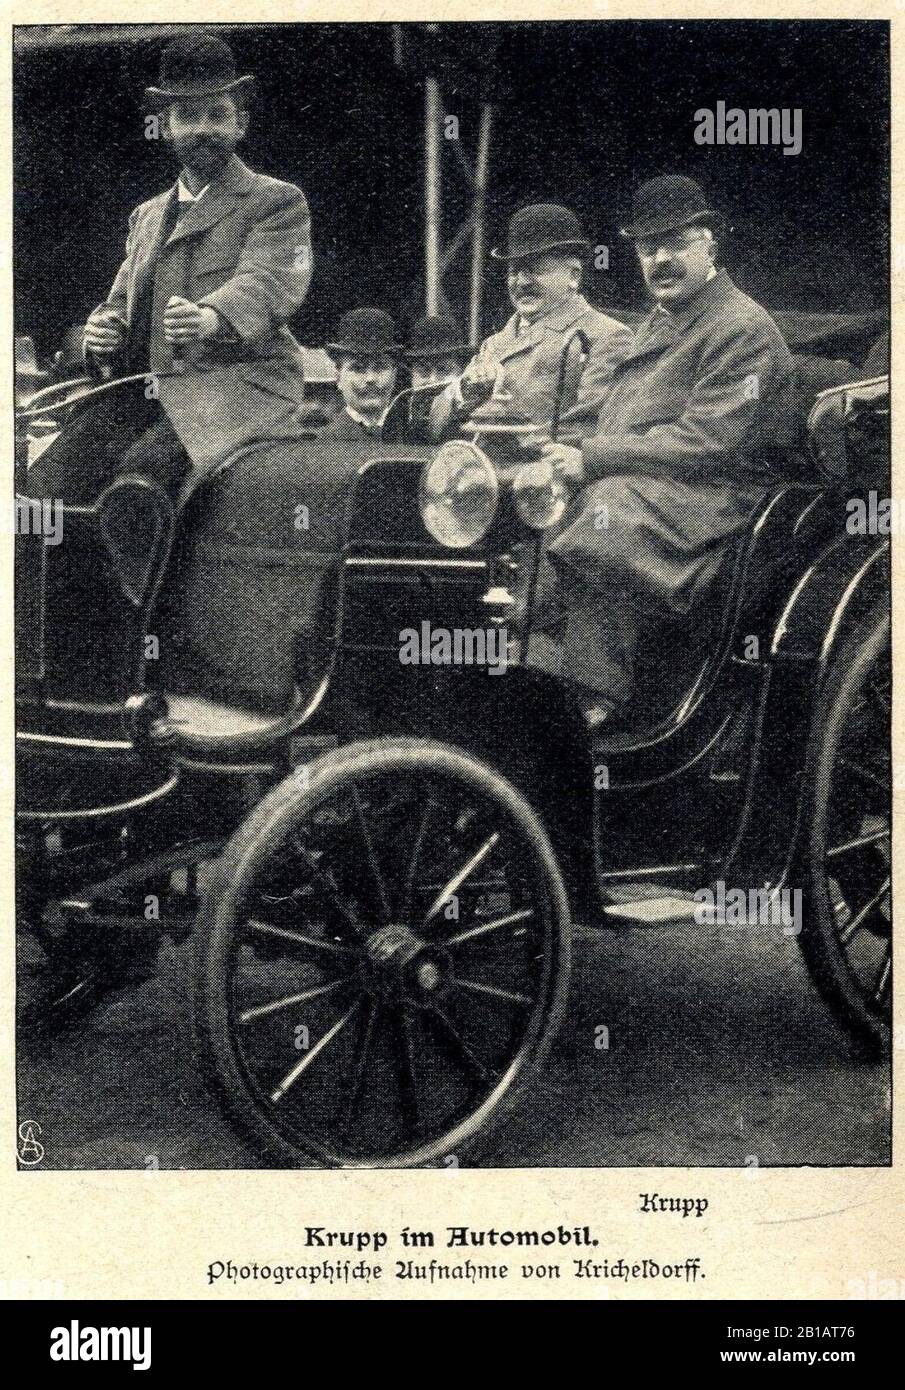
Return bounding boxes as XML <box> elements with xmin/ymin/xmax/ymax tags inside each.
<box><xmin>28</xmin><ymin>31</ymin><xmax>313</xmax><ymax>506</ymax></box>
<box><xmin>406</xmin><ymin>315</ymin><xmax>470</xmax><ymax>391</ymax></box>
<box><xmin>531</xmin><ymin>175</ymin><xmax>795</xmax><ymax>725</ymax></box>
<box><xmin>320</xmin><ymin>308</ymin><xmax>401</xmax><ymax>442</ymax></box>
<box><xmin>429</xmin><ymin>203</ymin><xmax>632</xmax><ymax>441</ymax></box>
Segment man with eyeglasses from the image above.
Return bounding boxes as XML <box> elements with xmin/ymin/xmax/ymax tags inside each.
<box><xmin>531</xmin><ymin>175</ymin><xmax>795</xmax><ymax>725</ymax></box>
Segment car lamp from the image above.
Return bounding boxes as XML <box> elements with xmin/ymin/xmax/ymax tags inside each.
<box><xmin>419</xmin><ymin>440</ymin><xmax>500</xmax><ymax>549</ymax></box>
<box><xmin>513</xmin><ymin>458</ymin><xmax>569</xmax><ymax>530</ymax></box>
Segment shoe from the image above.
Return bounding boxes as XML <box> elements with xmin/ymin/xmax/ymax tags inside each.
<box><xmin>570</xmin><ymin>683</ymin><xmax>615</xmax><ymax>731</ymax></box>
<box><xmin>583</xmin><ymin>702</ymin><xmax>614</xmax><ymax>732</ymax></box>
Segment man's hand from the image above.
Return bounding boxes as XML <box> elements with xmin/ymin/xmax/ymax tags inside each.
<box><xmin>83</xmin><ymin>306</ymin><xmax>127</xmax><ymax>357</ymax></box>
<box><xmin>540</xmin><ymin>441</ymin><xmax>587</xmax><ymax>486</ymax></box>
<box><xmin>163</xmin><ymin>296</ymin><xmax>221</xmax><ymax>346</ymax></box>
<box><xmin>458</xmin><ymin>356</ymin><xmax>502</xmax><ymax>408</ymax></box>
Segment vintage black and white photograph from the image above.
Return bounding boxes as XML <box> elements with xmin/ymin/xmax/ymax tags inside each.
<box><xmin>13</xmin><ymin>18</ymin><xmax>891</xmax><ymax>1172</ymax></box>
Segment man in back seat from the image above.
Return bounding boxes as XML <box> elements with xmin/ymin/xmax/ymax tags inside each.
<box><xmin>532</xmin><ymin>176</ymin><xmax>795</xmax><ymax>727</ymax></box>
<box><xmin>319</xmin><ymin>309</ymin><xmax>401</xmax><ymax>441</ymax></box>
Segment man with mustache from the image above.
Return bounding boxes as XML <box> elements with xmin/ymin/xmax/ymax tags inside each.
<box><xmin>531</xmin><ymin>176</ymin><xmax>795</xmax><ymax>726</ymax></box>
<box><xmin>320</xmin><ymin>308</ymin><xmax>401</xmax><ymax>441</ymax></box>
<box><xmin>28</xmin><ymin>32</ymin><xmax>312</xmax><ymax>505</ymax></box>
<box><xmin>429</xmin><ymin>203</ymin><xmax>632</xmax><ymax>441</ymax></box>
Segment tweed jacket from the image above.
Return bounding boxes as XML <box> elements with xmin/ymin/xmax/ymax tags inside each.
<box><xmin>430</xmin><ymin>294</ymin><xmax>633</xmax><ymax>440</ymax></box>
<box><xmin>98</xmin><ymin>154</ymin><xmax>312</xmax><ymax>481</ymax></box>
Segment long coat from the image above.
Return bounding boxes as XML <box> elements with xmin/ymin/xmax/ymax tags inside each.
<box><xmin>529</xmin><ymin>270</ymin><xmax>796</xmax><ymax>698</ymax></box>
<box><xmin>101</xmin><ymin>154</ymin><xmax>313</xmax><ymax>486</ymax></box>
<box><xmin>430</xmin><ymin>294</ymin><xmax>632</xmax><ymax>440</ymax></box>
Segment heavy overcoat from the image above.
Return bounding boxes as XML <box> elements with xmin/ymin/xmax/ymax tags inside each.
<box><xmin>548</xmin><ymin>269</ymin><xmax>796</xmax><ymax>616</ymax></box>
<box><xmin>528</xmin><ymin>270</ymin><xmax>796</xmax><ymax>699</ymax></box>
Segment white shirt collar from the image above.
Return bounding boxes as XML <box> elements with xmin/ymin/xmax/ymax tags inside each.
<box><xmin>177</xmin><ymin>177</ymin><xmax>209</xmax><ymax>203</ymax></box>
<box><xmin>345</xmin><ymin>405</ymin><xmax>384</xmax><ymax>432</ymax></box>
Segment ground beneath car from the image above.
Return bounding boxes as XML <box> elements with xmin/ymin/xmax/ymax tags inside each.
<box><xmin>16</xmin><ymin>902</ymin><xmax>889</xmax><ymax>1171</ymax></box>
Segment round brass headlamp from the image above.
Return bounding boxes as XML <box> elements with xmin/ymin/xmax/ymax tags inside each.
<box><xmin>419</xmin><ymin>440</ymin><xmax>500</xmax><ymax>549</ymax></box>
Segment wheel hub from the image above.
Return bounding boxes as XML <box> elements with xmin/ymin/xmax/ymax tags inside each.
<box><xmin>365</xmin><ymin>923</ymin><xmax>423</xmax><ymax>968</ymax></box>
<box><xmin>363</xmin><ymin>925</ymin><xmax>447</xmax><ymax>995</ymax></box>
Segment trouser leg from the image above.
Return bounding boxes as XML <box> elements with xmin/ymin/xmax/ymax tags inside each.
<box><xmin>119</xmin><ymin>413</ymin><xmax>192</xmax><ymax>496</ymax></box>
<box><xmin>25</xmin><ymin>388</ymin><xmax>163</xmax><ymax>503</ymax></box>
<box><xmin>525</xmin><ymin>557</ymin><xmax>640</xmax><ymax>704</ymax></box>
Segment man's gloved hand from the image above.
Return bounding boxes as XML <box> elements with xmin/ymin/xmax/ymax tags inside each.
<box><xmin>83</xmin><ymin>305</ymin><xmax>127</xmax><ymax>358</ymax></box>
<box><xmin>163</xmin><ymin>296</ymin><xmax>222</xmax><ymax>346</ymax></box>
<box><xmin>540</xmin><ymin>440</ymin><xmax>587</xmax><ymax>486</ymax></box>
<box><xmin>457</xmin><ymin>355</ymin><xmax>503</xmax><ymax>409</ymax></box>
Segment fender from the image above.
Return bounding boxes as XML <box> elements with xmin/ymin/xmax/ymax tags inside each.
<box><xmin>769</xmin><ymin>532</ymin><xmax>889</xmax><ymax>672</ymax></box>
<box><xmin>719</xmin><ymin>533</ymin><xmax>889</xmax><ymax>889</ymax></box>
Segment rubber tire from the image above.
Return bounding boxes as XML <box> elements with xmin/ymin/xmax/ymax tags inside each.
<box><xmin>194</xmin><ymin>737</ymin><xmax>572</xmax><ymax>1168</ymax></box>
<box><xmin>797</xmin><ymin>614</ymin><xmax>891</xmax><ymax>1053</ymax></box>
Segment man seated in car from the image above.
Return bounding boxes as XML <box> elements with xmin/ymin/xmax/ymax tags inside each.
<box><xmin>319</xmin><ymin>308</ymin><xmax>401</xmax><ymax>441</ymax></box>
<box><xmin>406</xmin><ymin>315</ymin><xmax>469</xmax><ymax>390</ymax></box>
<box><xmin>378</xmin><ymin>314</ymin><xmax>470</xmax><ymax>442</ymax></box>
<box><xmin>429</xmin><ymin>203</ymin><xmax>632</xmax><ymax>442</ymax></box>
<box><xmin>532</xmin><ymin>176</ymin><xmax>795</xmax><ymax>728</ymax></box>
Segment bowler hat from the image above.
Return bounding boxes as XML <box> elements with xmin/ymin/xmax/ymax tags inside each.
<box><xmin>144</xmin><ymin>33</ymin><xmax>255</xmax><ymax>110</ymax></box>
<box><xmin>405</xmin><ymin>315</ymin><xmax>470</xmax><ymax>361</ymax></box>
<box><xmin>620</xmin><ymin>175</ymin><xmax>724</xmax><ymax>240</ymax></box>
<box><xmin>490</xmin><ymin>204</ymin><xmax>590</xmax><ymax>262</ymax></box>
<box><xmin>326</xmin><ymin>308</ymin><xmax>402</xmax><ymax>359</ymax></box>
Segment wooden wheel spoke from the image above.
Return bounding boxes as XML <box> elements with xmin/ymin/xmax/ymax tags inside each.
<box><xmin>401</xmin><ymin>793</ymin><xmax>438</xmax><ymax>921</ymax></box>
<box><xmin>338</xmin><ymin>998</ymin><xmax>379</xmax><ymax>1139</ymax></box>
<box><xmin>422</xmin><ymin>832</ymin><xmax>501</xmax><ymax>929</ymax></box>
<box><xmin>419</xmin><ymin>1002</ymin><xmax>492</xmax><ymax>1083</ymax></box>
<box><xmin>248</xmin><ymin>919</ymin><xmax>354</xmax><ymax>956</ymax></box>
<box><xmin>827</xmin><ymin>827</ymin><xmax>890</xmax><ymax>860</ymax></box>
<box><xmin>394</xmin><ymin>1007</ymin><xmax>421</xmax><ymax>1134</ymax></box>
<box><xmin>239</xmin><ymin>976</ymin><xmax>353</xmax><ymax>1024</ymax></box>
<box><xmin>838</xmin><ymin>876</ymin><xmax>890</xmax><ymax>946</ymax></box>
<box><xmin>209</xmin><ymin>745</ymin><xmax>569</xmax><ymax>1167</ymax></box>
<box><xmin>270</xmin><ymin>1000</ymin><xmax>362</xmax><ymax>1102</ymax></box>
<box><xmin>443</xmin><ymin>907</ymin><xmax>534</xmax><ymax>948</ymax></box>
<box><xmin>448</xmin><ymin>975</ymin><xmax>533</xmax><ymax>1006</ymax></box>
<box><xmin>290</xmin><ymin>838</ymin><xmax>367</xmax><ymax>936</ymax></box>
<box><xmin>350</xmin><ymin>785</ymin><xmax>392</xmax><ymax>925</ymax></box>
<box><xmin>873</xmin><ymin>954</ymin><xmax>891</xmax><ymax>1005</ymax></box>
<box><xmin>837</xmin><ymin>756</ymin><xmax>890</xmax><ymax>797</ymax></box>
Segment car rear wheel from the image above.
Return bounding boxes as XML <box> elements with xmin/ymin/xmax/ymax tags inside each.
<box><xmin>798</xmin><ymin>616</ymin><xmax>891</xmax><ymax>1053</ymax></box>
<box><xmin>195</xmin><ymin>738</ymin><xmax>571</xmax><ymax>1167</ymax></box>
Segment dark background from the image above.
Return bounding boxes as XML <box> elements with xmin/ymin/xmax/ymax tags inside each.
<box><xmin>14</xmin><ymin>20</ymin><xmax>889</xmax><ymax>357</ymax></box>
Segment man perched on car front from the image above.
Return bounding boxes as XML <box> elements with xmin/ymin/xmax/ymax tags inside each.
<box><xmin>28</xmin><ymin>32</ymin><xmax>313</xmax><ymax>507</ymax></box>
